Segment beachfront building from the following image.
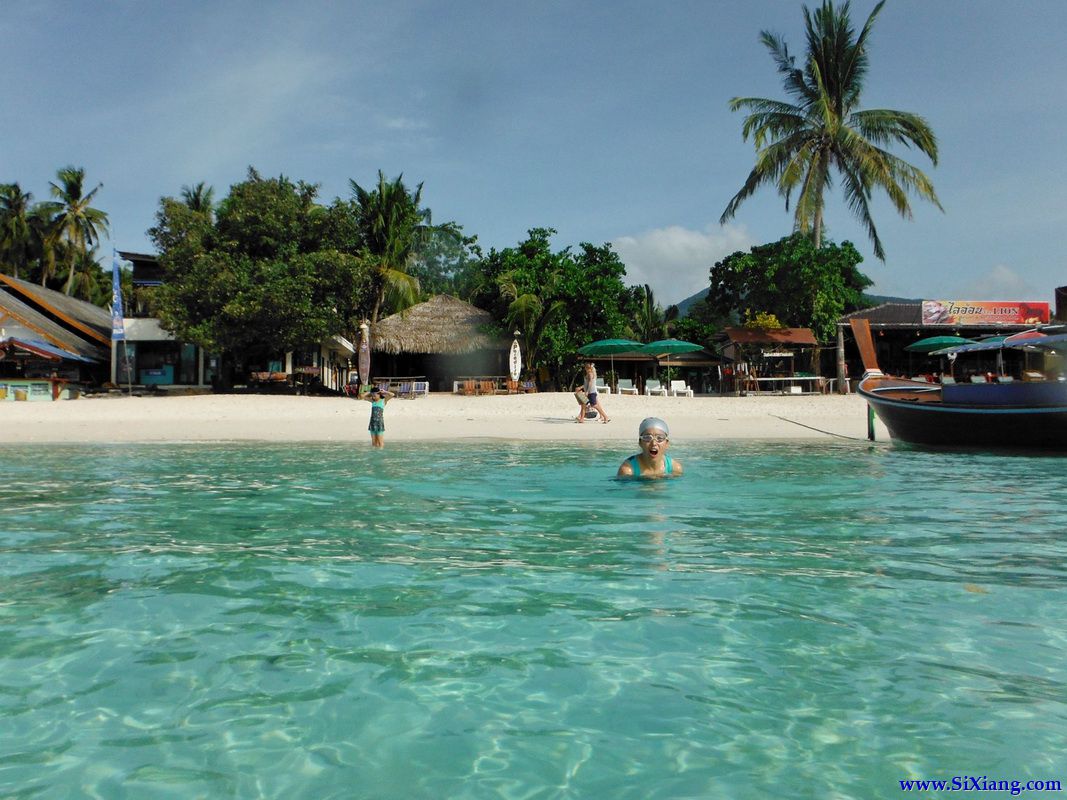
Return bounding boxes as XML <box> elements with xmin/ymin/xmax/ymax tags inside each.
<box><xmin>0</xmin><ymin>274</ymin><xmax>110</xmax><ymax>399</ymax></box>
<box><xmin>837</xmin><ymin>298</ymin><xmax>1060</xmax><ymax>387</ymax></box>
<box><xmin>370</xmin><ymin>295</ymin><xmax>508</xmax><ymax>392</ymax></box>
<box><xmin>716</xmin><ymin>327</ymin><xmax>821</xmax><ymax>394</ymax></box>
<box><xmin>117</xmin><ymin>251</ymin><xmax>355</xmax><ymax>393</ymax></box>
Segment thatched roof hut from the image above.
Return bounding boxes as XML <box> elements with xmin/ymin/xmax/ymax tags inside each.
<box><xmin>371</xmin><ymin>295</ymin><xmax>500</xmax><ymax>354</ymax></box>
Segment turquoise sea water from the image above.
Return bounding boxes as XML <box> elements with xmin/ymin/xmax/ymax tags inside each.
<box><xmin>1</xmin><ymin>440</ymin><xmax>1066</xmax><ymax>799</ymax></box>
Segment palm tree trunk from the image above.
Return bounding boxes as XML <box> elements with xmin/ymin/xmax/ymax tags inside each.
<box><xmin>63</xmin><ymin>252</ymin><xmax>76</xmax><ymax>295</ymax></box>
<box><xmin>370</xmin><ymin>286</ymin><xmax>384</xmax><ymax>324</ymax></box>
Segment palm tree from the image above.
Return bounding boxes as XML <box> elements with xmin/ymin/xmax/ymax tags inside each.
<box><xmin>497</xmin><ymin>270</ymin><xmax>566</xmax><ymax>372</ymax></box>
<box><xmin>350</xmin><ymin>171</ymin><xmax>428</xmax><ymax>323</ymax></box>
<box><xmin>27</xmin><ymin>205</ymin><xmax>59</xmax><ymax>287</ymax></box>
<box><xmin>720</xmin><ymin>0</ymin><xmax>941</xmax><ymax>260</ymax></box>
<box><xmin>181</xmin><ymin>182</ymin><xmax>215</xmax><ymax>216</ymax></box>
<box><xmin>64</xmin><ymin>246</ymin><xmax>111</xmax><ymax>305</ymax></box>
<box><xmin>0</xmin><ymin>183</ymin><xmax>34</xmax><ymax>280</ymax></box>
<box><xmin>43</xmin><ymin>166</ymin><xmax>109</xmax><ymax>294</ymax></box>
<box><xmin>629</xmin><ymin>284</ymin><xmax>678</xmax><ymax>342</ymax></box>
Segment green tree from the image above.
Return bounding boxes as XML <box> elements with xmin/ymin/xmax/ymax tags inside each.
<box><xmin>0</xmin><ymin>183</ymin><xmax>34</xmax><ymax>280</ymax></box>
<box><xmin>149</xmin><ymin>169</ymin><xmax>372</xmax><ymax>387</ymax></box>
<box><xmin>42</xmin><ymin>166</ymin><xmax>109</xmax><ymax>294</ymax></box>
<box><xmin>350</xmin><ymin>171</ymin><xmax>428</xmax><ymax>322</ymax></box>
<box><xmin>671</xmin><ymin>297</ymin><xmax>723</xmax><ymax>350</ymax></box>
<box><xmin>180</xmin><ymin>182</ymin><xmax>215</xmax><ymax>217</ymax></box>
<box><xmin>26</xmin><ymin>204</ymin><xmax>59</xmax><ymax>287</ymax></box>
<box><xmin>64</xmin><ymin>246</ymin><xmax>111</xmax><ymax>305</ymax></box>
<box><xmin>720</xmin><ymin>0</ymin><xmax>941</xmax><ymax>260</ymax></box>
<box><xmin>706</xmin><ymin>233</ymin><xmax>872</xmax><ymax>342</ymax></box>
<box><xmin>469</xmin><ymin>229</ymin><xmax>632</xmax><ymax>385</ymax></box>
<box><xmin>629</xmin><ymin>284</ymin><xmax>678</xmax><ymax>342</ymax></box>
<box><xmin>410</xmin><ymin>222</ymin><xmax>482</xmax><ymax>297</ymax></box>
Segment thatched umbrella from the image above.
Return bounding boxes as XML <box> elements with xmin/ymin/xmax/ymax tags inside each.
<box><xmin>371</xmin><ymin>294</ymin><xmax>498</xmax><ymax>354</ymax></box>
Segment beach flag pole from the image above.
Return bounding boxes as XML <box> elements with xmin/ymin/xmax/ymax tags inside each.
<box><xmin>111</xmin><ymin>250</ymin><xmax>133</xmax><ymax>396</ymax></box>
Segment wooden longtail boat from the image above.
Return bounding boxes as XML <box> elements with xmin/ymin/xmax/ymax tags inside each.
<box><xmin>850</xmin><ymin>319</ymin><xmax>1067</xmax><ymax>449</ymax></box>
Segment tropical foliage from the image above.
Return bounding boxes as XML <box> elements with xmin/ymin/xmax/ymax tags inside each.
<box><xmin>705</xmin><ymin>233</ymin><xmax>872</xmax><ymax>342</ymax></box>
<box><xmin>464</xmin><ymin>228</ymin><xmax>634</xmax><ymax>384</ymax></box>
<box><xmin>42</xmin><ymin>167</ymin><xmax>110</xmax><ymax>294</ymax></box>
<box><xmin>721</xmin><ymin>0</ymin><xmax>941</xmax><ymax>260</ymax></box>
<box><xmin>149</xmin><ymin>169</ymin><xmax>373</xmax><ymax>385</ymax></box>
<box><xmin>350</xmin><ymin>171</ymin><xmax>431</xmax><ymax>323</ymax></box>
<box><xmin>628</xmin><ymin>284</ymin><xmax>678</xmax><ymax>343</ymax></box>
<box><xmin>0</xmin><ymin>168</ymin><xmax>111</xmax><ymax>302</ymax></box>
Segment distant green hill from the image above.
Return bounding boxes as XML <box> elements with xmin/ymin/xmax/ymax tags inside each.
<box><xmin>864</xmin><ymin>294</ymin><xmax>921</xmax><ymax>305</ymax></box>
<box><xmin>670</xmin><ymin>290</ymin><xmax>919</xmax><ymax>318</ymax></box>
<box><xmin>673</xmin><ymin>288</ymin><xmax>708</xmax><ymax>316</ymax></box>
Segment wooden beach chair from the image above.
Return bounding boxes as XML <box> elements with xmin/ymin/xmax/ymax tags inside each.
<box><xmin>412</xmin><ymin>380</ymin><xmax>429</xmax><ymax>397</ymax></box>
<box><xmin>463</xmin><ymin>379</ymin><xmax>477</xmax><ymax>396</ymax></box>
<box><xmin>478</xmin><ymin>379</ymin><xmax>496</xmax><ymax>396</ymax></box>
<box><xmin>521</xmin><ymin>380</ymin><xmax>538</xmax><ymax>393</ymax></box>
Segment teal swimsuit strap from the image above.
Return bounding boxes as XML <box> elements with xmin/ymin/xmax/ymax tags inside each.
<box><xmin>627</xmin><ymin>454</ymin><xmax>672</xmax><ymax>476</ymax></box>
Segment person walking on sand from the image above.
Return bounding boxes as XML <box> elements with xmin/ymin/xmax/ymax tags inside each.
<box><xmin>580</xmin><ymin>362</ymin><xmax>610</xmax><ymax>424</ymax></box>
<box><xmin>617</xmin><ymin>417</ymin><xmax>683</xmax><ymax>478</ymax></box>
<box><xmin>365</xmin><ymin>387</ymin><xmax>393</xmax><ymax>448</ymax></box>
<box><xmin>574</xmin><ymin>378</ymin><xmax>590</xmax><ymax>422</ymax></box>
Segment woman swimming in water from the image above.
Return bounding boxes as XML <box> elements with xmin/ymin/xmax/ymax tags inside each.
<box><xmin>617</xmin><ymin>417</ymin><xmax>683</xmax><ymax>478</ymax></box>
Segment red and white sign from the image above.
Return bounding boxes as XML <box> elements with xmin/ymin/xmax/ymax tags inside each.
<box><xmin>921</xmin><ymin>301</ymin><xmax>1050</xmax><ymax>326</ymax></box>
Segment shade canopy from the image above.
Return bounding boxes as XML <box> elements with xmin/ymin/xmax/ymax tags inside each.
<box><xmin>904</xmin><ymin>335</ymin><xmax>974</xmax><ymax>353</ymax></box>
<box><xmin>640</xmin><ymin>338</ymin><xmax>704</xmax><ymax>356</ymax></box>
<box><xmin>578</xmin><ymin>338</ymin><xmax>645</xmax><ymax>381</ymax></box>
<box><xmin>930</xmin><ymin>332</ymin><xmax>1067</xmax><ymax>356</ymax></box>
<box><xmin>578</xmin><ymin>338</ymin><xmax>644</xmax><ymax>356</ymax></box>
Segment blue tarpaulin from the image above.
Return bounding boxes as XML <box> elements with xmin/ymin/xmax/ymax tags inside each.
<box><xmin>0</xmin><ymin>336</ymin><xmax>99</xmax><ymax>362</ymax></box>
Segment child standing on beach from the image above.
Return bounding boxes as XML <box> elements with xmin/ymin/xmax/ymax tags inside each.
<box><xmin>364</xmin><ymin>388</ymin><xmax>393</xmax><ymax>448</ymax></box>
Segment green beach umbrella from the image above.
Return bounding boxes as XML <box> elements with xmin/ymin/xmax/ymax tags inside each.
<box><xmin>904</xmin><ymin>335</ymin><xmax>975</xmax><ymax>354</ymax></box>
<box><xmin>578</xmin><ymin>338</ymin><xmax>644</xmax><ymax>382</ymax></box>
<box><xmin>640</xmin><ymin>338</ymin><xmax>704</xmax><ymax>376</ymax></box>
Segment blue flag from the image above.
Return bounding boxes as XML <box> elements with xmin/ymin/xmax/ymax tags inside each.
<box><xmin>111</xmin><ymin>252</ymin><xmax>125</xmax><ymax>341</ymax></box>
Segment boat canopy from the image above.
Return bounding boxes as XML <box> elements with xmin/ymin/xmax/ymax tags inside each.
<box><xmin>930</xmin><ymin>331</ymin><xmax>1067</xmax><ymax>356</ymax></box>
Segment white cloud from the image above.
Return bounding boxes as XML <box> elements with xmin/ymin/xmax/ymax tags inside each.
<box><xmin>958</xmin><ymin>265</ymin><xmax>1041</xmax><ymax>300</ymax></box>
<box><xmin>612</xmin><ymin>223</ymin><xmax>754</xmax><ymax>306</ymax></box>
<box><xmin>377</xmin><ymin>114</ymin><xmax>428</xmax><ymax>131</ymax></box>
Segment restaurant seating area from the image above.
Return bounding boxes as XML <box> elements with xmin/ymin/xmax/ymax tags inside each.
<box><xmin>451</xmin><ymin>376</ymin><xmax>537</xmax><ymax>395</ymax></box>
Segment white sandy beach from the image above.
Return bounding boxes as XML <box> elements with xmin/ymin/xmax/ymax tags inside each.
<box><xmin>0</xmin><ymin>391</ymin><xmax>888</xmax><ymax>444</ymax></box>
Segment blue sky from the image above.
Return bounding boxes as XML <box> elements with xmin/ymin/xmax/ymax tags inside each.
<box><xmin>4</xmin><ymin>1</ymin><xmax>1065</xmax><ymax>307</ymax></box>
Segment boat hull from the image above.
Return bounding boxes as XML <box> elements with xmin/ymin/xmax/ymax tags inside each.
<box><xmin>859</xmin><ymin>377</ymin><xmax>1067</xmax><ymax>449</ymax></box>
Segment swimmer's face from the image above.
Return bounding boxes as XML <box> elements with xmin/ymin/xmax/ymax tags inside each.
<box><xmin>639</xmin><ymin>429</ymin><xmax>669</xmax><ymax>458</ymax></box>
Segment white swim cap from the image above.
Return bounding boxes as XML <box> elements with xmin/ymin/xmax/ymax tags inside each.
<box><xmin>639</xmin><ymin>417</ymin><xmax>669</xmax><ymax>437</ymax></box>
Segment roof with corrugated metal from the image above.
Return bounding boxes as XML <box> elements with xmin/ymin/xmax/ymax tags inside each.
<box><xmin>839</xmin><ymin>302</ymin><xmax>922</xmax><ymax>326</ymax></box>
<box><xmin>722</xmin><ymin>327</ymin><xmax>818</xmax><ymax>346</ymax></box>
<box><xmin>0</xmin><ymin>289</ymin><xmax>109</xmax><ymax>361</ymax></box>
<box><xmin>0</xmin><ymin>274</ymin><xmax>111</xmax><ymax>343</ymax></box>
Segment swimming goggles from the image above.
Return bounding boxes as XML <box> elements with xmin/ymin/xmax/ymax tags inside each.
<box><xmin>639</xmin><ymin>434</ymin><xmax>668</xmax><ymax>443</ymax></box>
